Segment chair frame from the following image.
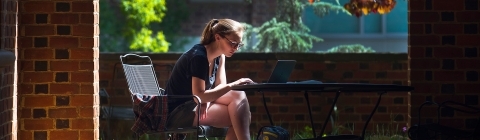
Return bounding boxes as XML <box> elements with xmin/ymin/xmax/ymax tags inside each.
<box><xmin>120</xmin><ymin>54</ymin><xmax>204</xmax><ymax>140</ymax></box>
<box><xmin>408</xmin><ymin>100</ymin><xmax>480</xmax><ymax>140</ymax></box>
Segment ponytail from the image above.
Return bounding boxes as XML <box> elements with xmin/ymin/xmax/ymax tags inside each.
<box><xmin>200</xmin><ymin>19</ymin><xmax>219</xmax><ymax>45</ymax></box>
<box><xmin>200</xmin><ymin>19</ymin><xmax>244</xmax><ymax>45</ymax></box>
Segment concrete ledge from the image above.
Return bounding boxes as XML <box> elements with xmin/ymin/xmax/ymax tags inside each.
<box><xmin>101</xmin><ymin>52</ymin><xmax>408</xmax><ymax>62</ymax></box>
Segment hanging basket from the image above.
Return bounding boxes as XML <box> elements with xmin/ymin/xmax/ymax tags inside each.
<box><xmin>344</xmin><ymin>0</ymin><xmax>397</xmax><ymax>17</ymax></box>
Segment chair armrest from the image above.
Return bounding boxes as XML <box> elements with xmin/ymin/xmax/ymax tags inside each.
<box><xmin>417</xmin><ymin>101</ymin><xmax>438</xmax><ymax>125</ymax></box>
<box><xmin>438</xmin><ymin>100</ymin><xmax>480</xmax><ymax>114</ymax></box>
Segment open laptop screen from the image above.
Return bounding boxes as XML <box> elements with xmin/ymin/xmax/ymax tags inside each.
<box><xmin>267</xmin><ymin>60</ymin><xmax>296</xmax><ymax>83</ymax></box>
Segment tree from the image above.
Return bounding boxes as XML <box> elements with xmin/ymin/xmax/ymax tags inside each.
<box><xmin>121</xmin><ymin>0</ymin><xmax>169</xmax><ymax>53</ymax></box>
<box><xmin>242</xmin><ymin>0</ymin><xmax>350</xmax><ymax>53</ymax></box>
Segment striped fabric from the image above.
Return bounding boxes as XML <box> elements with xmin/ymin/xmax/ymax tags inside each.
<box><xmin>131</xmin><ymin>93</ymin><xmax>169</xmax><ymax>136</ymax></box>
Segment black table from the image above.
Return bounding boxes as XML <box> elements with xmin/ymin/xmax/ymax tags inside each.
<box><xmin>232</xmin><ymin>83</ymin><xmax>414</xmax><ymax>140</ymax></box>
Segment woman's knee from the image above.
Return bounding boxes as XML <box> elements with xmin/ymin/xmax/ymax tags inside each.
<box><xmin>227</xmin><ymin>90</ymin><xmax>247</xmax><ymax>100</ymax></box>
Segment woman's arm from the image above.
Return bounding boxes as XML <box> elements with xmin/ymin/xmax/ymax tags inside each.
<box><xmin>192</xmin><ymin>55</ymin><xmax>252</xmax><ymax>102</ymax></box>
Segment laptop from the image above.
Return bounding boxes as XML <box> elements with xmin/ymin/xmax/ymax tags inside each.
<box><xmin>266</xmin><ymin>60</ymin><xmax>297</xmax><ymax>83</ymax></box>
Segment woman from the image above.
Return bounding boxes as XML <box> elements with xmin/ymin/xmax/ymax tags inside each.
<box><xmin>165</xmin><ymin>18</ymin><xmax>254</xmax><ymax>140</ymax></box>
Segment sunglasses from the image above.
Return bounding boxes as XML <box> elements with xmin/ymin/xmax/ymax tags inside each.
<box><xmin>222</xmin><ymin>36</ymin><xmax>244</xmax><ymax>50</ymax></box>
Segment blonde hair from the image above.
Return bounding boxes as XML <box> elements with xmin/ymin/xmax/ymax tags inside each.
<box><xmin>200</xmin><ymin>19</ymin><xmax>244</xmax><ymax>45</ymax></box>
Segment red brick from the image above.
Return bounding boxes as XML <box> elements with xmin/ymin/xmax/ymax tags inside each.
<box><xmin>353</xmin><ymin>71</ymin><xmax>375</xmax><ymax>79</ymax></box>
<box><xmin>410</xmin><ymin>58</ymin><xmax>441</xmax><ymax>69</ymax></box>
<box><xmin>434</xmin><ymin>95</ymin><xmax>463</xmax><ymax>103</ymax></box>
<box><xmin>80</xmin><ymin>14</ymin><xmax>94</xmax><ymax>24</ymax></box>
<box><xmin>22</xmin><ymin>72</ymin><xmax>54</xmax><ymax>83</ymax></box>
<box><xmin>50</xmin><ymin>130</ymin><xmax>79</xmax><ymax>140</ymax></box>
<box><xmin>78</xmin><ymin>107</ymin><xmax>94</xmax><ymax>117</ymax></box>
<box><xmin>18</xmin><ymin>130</ymin><xmax>32</xmax><ymax>140</ymax></box>
<box><xmin>410</xmin><ymin>70</ymin><xmax>425</xmax><ymax>81</ymax></box>
<box><xmin>71</xmin><ymin>72</ymin><xmax>94</xmax><ymax>83</ymax></box>
<box><xmin>71</xmin><ymin>95</ymin><xmax>94</xmax><ymax>106</ymax></box>
<box><xmin>409</xmin><ymin>47</ymin><xmax>426</xmax><ymax>58</ymax></box>
<box><xmin>20</xmin><ymin>61</ymin><xmax>34</xmax><ymax>72</ymax></box>
<box><xmin>290</xmin><ymin>70</ymin><xmax>312</xmax><ymax>81</ymax></box>
<box><xmin>409</xmin><ymin>24</ymin><xmax>425</xmax><ymax>35</ymax></box>
<box><xmin>433</xmin><ymin>47</ymin><xmax>463</xmax><ymax>58</ymax></box>
<box><xmin>18</xmin><ymin>84</ymin><xmax>34</xmax><ymax>95</ymax></box>
<box><xmin>50</xmin><ymin>83</ymin><xmax>80</xmax><ymax>94</ymax></box>
<box><xmin>410</xmin><ymin>83</ymin><xmax>440</xmax><ymax>94</ymax></box>
<box><xmin>79</xmin><ymin>130</ymin><xmax>95</xmax><ymax>140</ymax></box>
<box><xmin>80</xmin><ymin>83</ymin><xmax>95</xmax><ymax>94</ymax></box>
<box><xmin>336</xmin><ymin>62</ymin><xmax>360</xmax><ymax>71</ymax></box>
<box><xmin>456</xmin><ymin>83</ymin><xmax>479</xmax><ymax>93</ymax></box>
<box><xmin>72</xmin><ymin>1</ymin><xmax>94</xmax><ymax>12</ymax></box>
<box><xmin>239</xmin><ymin>61</ymin><xmax>265</xmax><ymax>70</ymax></box>
<box><xmin>387</xmin><ymin>71</ymin><xmax>408</xmax><ymax>80</ymax></box>
<box><xmin>70</xmin><ymin>48</ymin><xmax>93</xmax><ymax>59</ymax></box>
<box><xmin>72</xmin><ymin>119</ymin><xmax>94</xmax><ymax>129</ymax></box>
<box><xmin>433</xmin><ymin>1</ymin><xmax>464</xmax><ymax>10</ymax></box>
<box><xmin>18</xmin><ymin>37</ymin><xmax>33</xmax><ymax>48</ymax></box>
<box><xmin>50</xmin><ymin>37</ymin><xmax>79</xmax><ymax>48</ymax></box>
<box><xmin>20</xmin><ymin>108</ymin><xmax>32</xmax><ymax>118</ymax></box>
<box><xmin>433</xmin><ymin>24</ymin><xmax>463</xmax><ymax>34</ymax></box>
<box><xmin>24</xmin><ymin>96</ymin><xmax>55</xmax><ymax>107</ymax></box>
<box><xmin>49</xmin><ymin>108</ymin><xmax>78</xmax><ymax>118</ymax></box>
<box><xmin>456</xmin><ymin>35</ymin><xmax>480</xmax><ymax>46</ymax></box>
<box><xmin>410</xmin><ymin>12</ymin><xmax>440</xmax><ymax>22</ymax></box>
<box><xmin>23</xmin><ymin>49</ymin><xmax>54</xmax><ymax>59</ymax></box>
<box><xmin>79</xmin><ymin>37</ymin><xmax>94</xmax><ymax>48</ymax></box>
<box><xmin>271</xmin><ymin>97</ymin><xmax>295</xmax><ymax>104</ymax></box>
<box><xmin>23</xmin><ymin>119</ymin><xmax>54</xmax><ymax>130</ymax></box>
<box><xmin>72</xmin><ymin>25</ymin><xmax>94</xmax><ymax>37</ymax></box>
<box><xmin>323</xmin><ymin>71</ymin><xmax>342</xmax><ymax>80</ymax></box>
<box><xmin>22</xmin><ymin>1</ymin><xmax>54</xmax><ymax>13</ymax></box>
<box><xmin>456</xmin><ymin>59</ymin><xmax>480</xmax><ymax>69</ymax></box>
<box><xmin>20</xmin><ymin>14</ymin><xmax>34</xmax><ymax>24</ymax></box>
<box><xmin>409</xmin><ymin>35</ymin><xmax>441</xmax><ymax>46</ymax></box>
<box><xmin>409</xmin><ymin>0</ymin><xmax>425</xmax><ymax>11</ymax></box>
<box><xmin>24</xmin><ymin>25</ymin><xmax>55</xmax><ymax>36</ymax></box>
<box><xmin>303</xmin><ymin>62</ymin><xmax>326</xmax><ymax>70</ymax></box>
<box><xmin>433</xmin><ymin>71</ymin><xmax>464</xmax><ymax>81</ymax></box>
<box><xmin>388</xmin><ymin>106</ymin><xmax>408</xmax><ymax>114</ymax></box>
<box><xmin>50</xmin><ymin>13</ymin><xmax>79</xmax><ymax>24</ymax></box>
<box><xmin>456</xmin><ymin>11</ymin><xmax>480</xmax><ymax>22</ymax></box>
<box><xmin>80</xmin><ymin>61</ymin><xmax>95</xmax><ymax>71</ymax></box>
<box><xmin>50</xmin><ymin>61</ymin><xmax>79</xmax><ymax>71</ymax></box>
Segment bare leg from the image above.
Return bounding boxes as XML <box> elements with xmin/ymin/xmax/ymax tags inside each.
<box><xmin>193</xmin><ymin>90</ymin><xmax>251</xmax><ymax>140</ymax></box>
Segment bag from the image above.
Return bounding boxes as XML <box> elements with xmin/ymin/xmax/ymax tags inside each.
<box><xmin>256</xmin><ymin>126</ymin><xmax>290</xmax><ymax>140</ymax></box>
<box><xmin>256</xmin><ymin>92</ymin><xmax>290</xmax><ymax>140</ymax></box>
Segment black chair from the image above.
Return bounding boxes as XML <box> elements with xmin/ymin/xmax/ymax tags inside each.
<box><xmin>408</xmin><ymin>100</ymin><xmax>480</xmax><ymax>140</ymax></box>
<box><xmin>119</xmin><ymin>54</ymin><xmax>228</xmax><ymax>140</ymax></box>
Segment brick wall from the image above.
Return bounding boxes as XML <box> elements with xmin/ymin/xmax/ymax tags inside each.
<box><xmin>16</xmin><ymin>0</ymin><xmax>100</xmax><ymax>140</ymax></box>
<box><xmin>409</xmin><ymin>0</ymin><xmax>480</xmax><ymax>137</ymax></box>
<box><xmin>99</xmin><ymin>53</ymin><xmax>409</xmax><ymax>135</ymax></box>
<box><xmin>1</xmin><ymin>0</ymin><xmax>18</xmax><ymax>139</ymax></box>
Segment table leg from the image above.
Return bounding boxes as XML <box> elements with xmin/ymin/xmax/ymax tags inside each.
<box><xmin>304</xmin><ymin>91</ymin><xmax>316</xmax><ymax>138</ymax></box>
<box><xmin>320</xmin><ymin>91</ymin><xmax>341</xmax><ymax>137</ymax></box>
<box><xmin>361</xmin><ymin>91</ymin><xmax>386</xmax><ymax>138</ymax></box>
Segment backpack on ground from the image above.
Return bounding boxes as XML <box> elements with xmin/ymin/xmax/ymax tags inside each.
<box><xmin>256</xmin><ymin>92</ymin><xmax>290</xmax><ymax>140</ymax></box>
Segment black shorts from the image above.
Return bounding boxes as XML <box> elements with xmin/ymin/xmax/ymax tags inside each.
<box><xmin>166</xmin><ymin>100</ymin><xmax>196</xmax><ymax>129</ymax></box>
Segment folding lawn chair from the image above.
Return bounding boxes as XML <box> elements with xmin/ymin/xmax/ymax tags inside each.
<box><xmin>120</xmin><ymin>54</ymin><xmax>228</xmax><ymax>140</ymax></box>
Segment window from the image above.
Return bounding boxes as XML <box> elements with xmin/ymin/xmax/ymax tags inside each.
<box><xmin>302</xmin><ymin>0</ymin><xmax>408</xmax><ymax>53</ymax></box>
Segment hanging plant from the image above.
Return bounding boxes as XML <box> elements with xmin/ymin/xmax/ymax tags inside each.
<box><xmin>343</xmin><ymin>0</ymin><xmax>396</xmax><ymax>17</ymax></box>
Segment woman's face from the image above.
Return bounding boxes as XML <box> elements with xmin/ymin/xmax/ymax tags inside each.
<box><xmin>218</xmin><ymin>32</ymin><xmax>243</xmax><ymax>57</ymax></box>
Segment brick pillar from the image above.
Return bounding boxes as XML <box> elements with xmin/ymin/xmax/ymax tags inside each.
<box><xmin>17</xmin><ymin>0</ymin><xmax>100</xmax><ymax>139</ymax></box>
<box><xmin>1</xmin><ymin>0</ymin><xmax>19</xmax><ymax>139</ymax></box>
<box><xmin>409</xmin><ymin>0</ymin><xmax>480</xmax><ymax>133</ymax></box>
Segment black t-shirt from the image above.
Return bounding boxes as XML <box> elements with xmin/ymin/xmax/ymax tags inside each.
<box><xmin>165</xmin><ymin>44</ymin><xmax>219</xmax><ymax>113</ymax></box>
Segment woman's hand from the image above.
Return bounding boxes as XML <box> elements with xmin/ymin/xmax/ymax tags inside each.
<box><xmin>228</xmin><ymin>78</ymin><xmax>256</xmax><ymax>87</ymax></box>
<box><xmin>199</xmin><ymin>102</ymin><xmax>210</xmax><ymax>120</ymax></box>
